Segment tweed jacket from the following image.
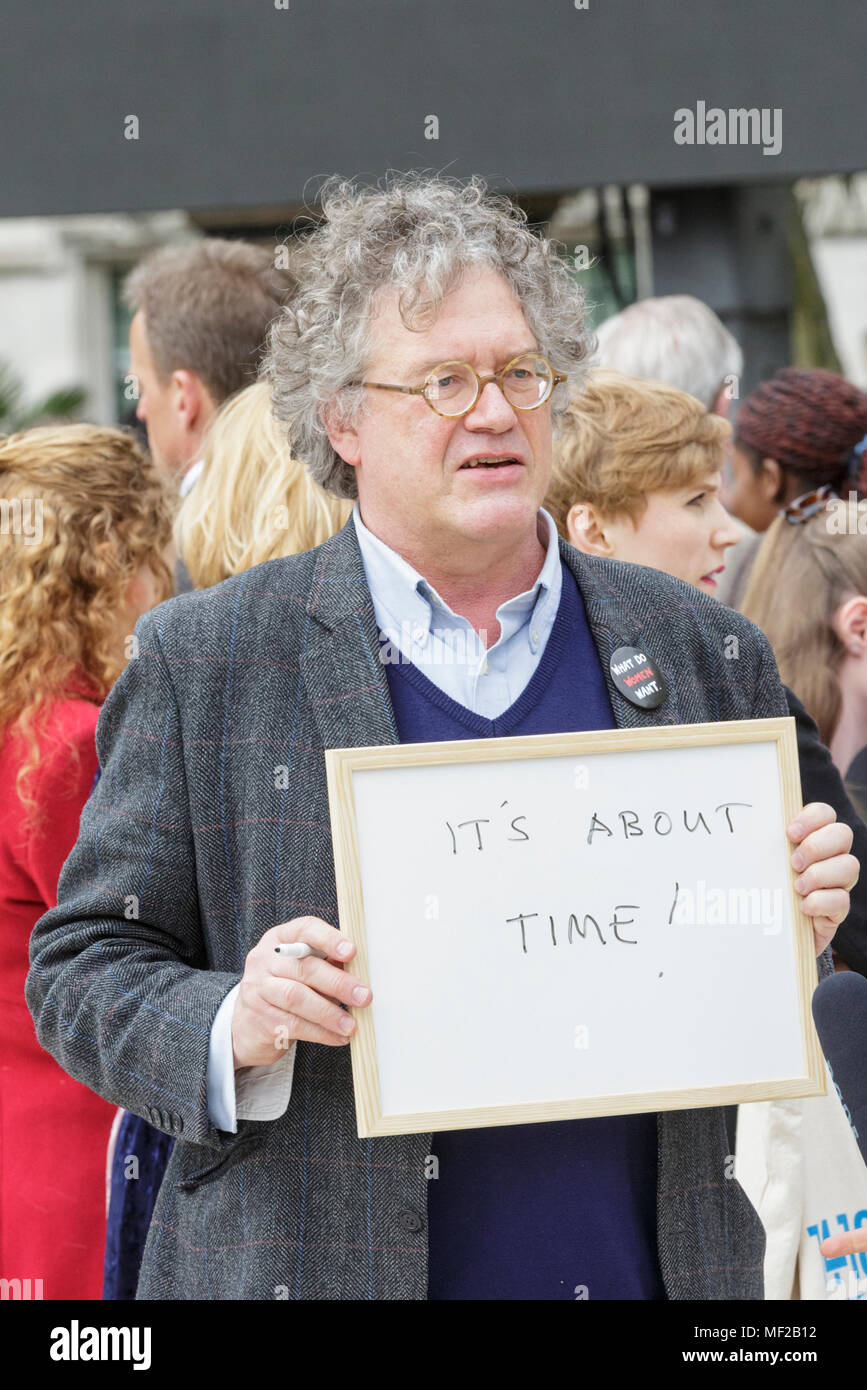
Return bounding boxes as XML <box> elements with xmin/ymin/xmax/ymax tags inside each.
<box><xmin>28</xmin><ymin>521</ymin><xmax>798</xmax><ymax>1301</ymax></box>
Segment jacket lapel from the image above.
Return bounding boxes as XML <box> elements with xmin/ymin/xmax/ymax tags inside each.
<box><xmin>300</xmin><ymin>527</ymin><xmax>680</xmax><ymax>746</ymax></box>
<box><xmin>300</xmin><ymin>520</ymin><xmax>399</xmax><ymax>751</ymax></box>
<box><xmin>559</xmin><ymin>539</ymin><xmax>680</xmax><ymax>731</ymax></box>
<box><xmin>300</xmin><ymin>522</ymin><xmax>706</xmax><ymax>1292</ymax></box>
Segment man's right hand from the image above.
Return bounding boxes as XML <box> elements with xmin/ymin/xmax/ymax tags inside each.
<box><xmin>231</xmin><ymin>917</ymin><xmax>372</xmax><ymax>1069</ymax></box>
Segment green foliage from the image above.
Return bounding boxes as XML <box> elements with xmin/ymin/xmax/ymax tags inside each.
<box><xmin>789</xmin><ymin>201</ymin><xmax>842</xmax><ymax>373</ymax></box>
<box><xmin>0</xmin><ymin>359</ymin><xmax>85</xmax><ymax>432</ymax></box>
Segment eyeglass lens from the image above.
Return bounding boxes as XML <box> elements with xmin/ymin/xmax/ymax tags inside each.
<box><xmin>425</xmin><ymin>355</ymin><xmax>554</xmax><ymax>415</ymax></box>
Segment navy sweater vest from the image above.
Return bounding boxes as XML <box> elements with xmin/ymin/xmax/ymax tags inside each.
<box><xmin>383</xmin><ymin>563</ymin><xmax>666</xmax><ymax>1300</ymax></box>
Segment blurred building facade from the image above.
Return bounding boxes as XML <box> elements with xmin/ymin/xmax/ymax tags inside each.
<box><xmin>1</xmin><ymin>175</ymin><xmax>862</xmax><ymax>429</ymax></box>
<box><xmin>1</xmin><ymin>1</ymin><xmax>864</xmax><ymax>426</ymax></box>
<box><xmin>0</xmin><ymin>212</ymin><xmax>193</xmax><ymax>427</ymax></box>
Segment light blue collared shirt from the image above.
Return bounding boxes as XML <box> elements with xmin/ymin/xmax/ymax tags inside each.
<box><xmin>352</xmin><ymin>503</ymin><xmax>563</xmax><ymax>719</ymax></box>
<box><xmin>206</xmin><ymin>505</ymin><xmax>564</xmax><ymax>1131</ymax></box>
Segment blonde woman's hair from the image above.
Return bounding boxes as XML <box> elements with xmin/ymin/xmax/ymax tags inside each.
<box><xmin>175</xmin><ymin>381</ymin><xmax>351</xmax><ymax>588</ymax></box>
<box><xmin>546</xmin><ymin>369</ymin><xmax>731</xmax><ymax>533</ymax></box>
<box><xmin>0</xmin><ymin>424</ymin><xmax>174</xmax><ymax>822</ymax></box>
<box><xmin>741</xmin><ymin>500</ymin><xmax>867</xmax><ymax>745</ymax></box>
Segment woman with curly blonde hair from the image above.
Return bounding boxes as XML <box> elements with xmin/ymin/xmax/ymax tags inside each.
<box><xmin>174</xmin><ymin>379</ymin><xmax>351</xmax><ymax>589</ymax></box>
<box><xmin>0</xmin><ymin>423</ymin><xmax>173</xmax><ymax>1300</ymax></box>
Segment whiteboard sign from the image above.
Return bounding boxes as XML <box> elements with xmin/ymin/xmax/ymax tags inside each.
<box><xmin>326</xmin><ymin>718</ymin><xmax>824</xmax><ymax>1137</ymax></box>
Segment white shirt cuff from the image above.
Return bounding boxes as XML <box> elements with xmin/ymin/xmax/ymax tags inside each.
<box><xmin>207</xmin><ymin>982</ymin><xmax>297</xmax><ymax>1131</ymax></box>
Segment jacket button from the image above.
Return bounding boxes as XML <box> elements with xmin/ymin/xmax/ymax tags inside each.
<box><xmin>398</xmin><ymin>1209</ymin><xmax>423</xmax><ymax>1233</ymax></box>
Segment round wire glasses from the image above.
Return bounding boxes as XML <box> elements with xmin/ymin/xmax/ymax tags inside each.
<box><xmin>361</xmin><ymin>353</ymin><xmax>567</xmax><ymax>418</ymax></box>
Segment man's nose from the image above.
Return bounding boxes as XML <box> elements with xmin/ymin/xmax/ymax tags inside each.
<box><xmin>463</xmin><ymin>380</ymin><xmax>519</xmax><ymax>430</ymax></box>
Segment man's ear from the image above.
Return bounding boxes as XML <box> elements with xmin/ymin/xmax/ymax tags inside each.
<box><xmin>833</xmin><ymin>595</ymin><xmax>867</xmax><ymax>654</ymax></box>
<box><xmin>565</xmin><ymin>502</ymin><xmax>615</xmax><ymax>557</ymax></box>
<box><xmin>322</xmin><ymin>399</ymin><xmax>362</xmax><ymax>469</ymax></box>
<box><xmin>172</xmin><ymin>369</ymin><xmax>216</xmax><ymax>435</ymax></box>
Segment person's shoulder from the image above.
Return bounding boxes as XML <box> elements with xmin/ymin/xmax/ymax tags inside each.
<box><xmin>2</xmin><ymin>693</ymin><xmax>99</xmax><ymax>765</ymax></box>
<box><xmin>561</xmin><ymin>543</ymin><xmax>766</xmax><ymax>642</ymax></box>
<box><xmin>138</xmin><ymin>543</ymin><xmax>331</xmax><ymax>647</ymax></box>
<box><xmin>560</xmin><ymin>544</ymin><xmax>777</xmax><ymax>700</ymax></box>
<box><xmin>24</xmin><ymin>696</ymin><xmax>100</xmax><ymax>804</ymax></box>
<box><xmin>45</xmin><ymin>693</ymin><xmax>101</xmax><ymax>740</ymax></box>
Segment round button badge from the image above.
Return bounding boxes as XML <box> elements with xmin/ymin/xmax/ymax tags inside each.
<box><xmin>609</xmin><ymin>645</ymin><xmax>667</xmax><ymax>710</ymax></box>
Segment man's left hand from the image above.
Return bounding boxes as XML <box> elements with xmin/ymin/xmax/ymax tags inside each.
<box><xmin>788</xmin><ymin>802</ymin><xmax>859</xmax><ymax>955</ymax></box>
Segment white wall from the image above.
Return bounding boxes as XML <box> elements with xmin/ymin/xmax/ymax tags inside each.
<box><xmin>811</xmin><ymin>238</ymin><xmax>867</xmax><ymax>389</ymax></box>
<box><xmin>0</xmin><ymin>212</ymin><xmax>195</xmax><ymax>424</ymax></box>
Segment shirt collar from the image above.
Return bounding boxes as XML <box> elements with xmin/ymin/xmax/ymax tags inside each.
<box><xmin>352</xmin><ymin>503</ymin><xmax>561</xmax><ymax>650</ymax></box>
<box><xmin>498</xmin><ymin>509</ymin><xmax>561</xmax><ymax>650</ymax></box>
<box><xmin>178</xmin><ymin>459</ymin><xmax>204</xmax><ymax>499</ymax></box>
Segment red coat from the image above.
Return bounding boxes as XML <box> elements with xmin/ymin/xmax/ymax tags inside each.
<box><xmin>0</xmin><ymin>679</ymin><xmax>116</xmax><ymax>1300</ymax></box>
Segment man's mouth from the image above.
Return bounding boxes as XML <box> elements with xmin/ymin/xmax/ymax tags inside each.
<box><xmin>458</xmin><ymin>455</ymin><xmax>523</xmax><ymax>470</ymax></box>
<box><xmin>700</xmin><ymin>566</ymin><xmax>726</xmax><ymax>586</ymax></box>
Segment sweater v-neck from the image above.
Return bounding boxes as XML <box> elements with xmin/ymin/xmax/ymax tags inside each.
<box><xmin>383</xmin><ymin>565</ymin><xmax>578</xmax><ymax>739</ymax></box>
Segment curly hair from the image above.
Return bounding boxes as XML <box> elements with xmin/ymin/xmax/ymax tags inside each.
<box><xmin>265</xmin><ymin>173</ymin><xmax>593</xmax><ymax>498</ymax></box>
<box><xmin>0</xmin><ymin>424</ymin><xmax>174</xmax><ymax>824</ymax></box>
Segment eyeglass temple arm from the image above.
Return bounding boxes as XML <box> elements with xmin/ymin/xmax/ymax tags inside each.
<box><xmin>361</xmin><ymin>382</ymin><xmax>426</xmax><ymax>396</ymax></box>
<box><xmin>363</xmin><ymin>368</ymin><xmax>567</xmax><ymax>395</ymax></box>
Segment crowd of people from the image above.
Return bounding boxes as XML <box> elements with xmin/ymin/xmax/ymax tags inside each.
<box><xmin>1</xmin><ymin>174</ymin><xmax>866</xmax><ymax>1301</ymax></box>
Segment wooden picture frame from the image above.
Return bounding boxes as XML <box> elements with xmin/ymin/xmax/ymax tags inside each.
<box><xmin>326</xmin><ymin>717</ymin><xmax>825</xmax><ymax>1138</ymax></box>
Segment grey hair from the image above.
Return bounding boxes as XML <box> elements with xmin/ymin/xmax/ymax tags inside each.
<box><xmin>594</xmin><ymin>295</ymin><xmax>744</xmax><ymax>412</ymax></box>
<box><xmin>265</xmin><ymin>174</ymin><xmax>593</xmax><ymax>498</ymax></box>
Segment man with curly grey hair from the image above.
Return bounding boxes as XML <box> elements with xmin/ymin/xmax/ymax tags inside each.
<box><xmin>28</xmin><ymin>175</ymin><xmax>857</xmax><ymax>1301</ymax></box>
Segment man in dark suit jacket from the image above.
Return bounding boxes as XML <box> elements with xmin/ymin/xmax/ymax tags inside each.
<box><xmin>27</xmin><ymin>177</ymin><xmax>858</xmax><ymax>1300</ymax></box>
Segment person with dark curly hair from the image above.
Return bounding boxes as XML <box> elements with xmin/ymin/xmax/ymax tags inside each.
<box><xmin>721</xmin><ymin>368</ymin><xmax>867</xmax><ymax>604</ymax></box>
<box><xmin>0</xmin><ymin>424</ymin><xmax>173</xmax><ymax>1299</ymax></box>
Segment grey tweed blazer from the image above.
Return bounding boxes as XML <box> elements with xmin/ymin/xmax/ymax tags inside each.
<box><xmin>27</xmin><ymin>521</ymin><xmax>797</xmax><ymax>1300</ymax></box>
